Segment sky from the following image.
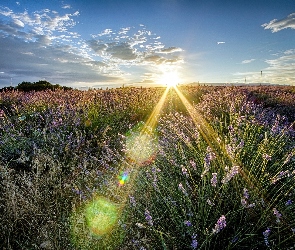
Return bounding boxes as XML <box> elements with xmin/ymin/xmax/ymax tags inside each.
<box><xmin>0</xmin><ymin>0</ymin><xmax>295</xmax><ymax>88</ymax></box>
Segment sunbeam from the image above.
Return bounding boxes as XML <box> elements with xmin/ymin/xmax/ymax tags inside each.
<box><xmin>70</xmin><ymin>87</ymin><xmax>170</xmax><ymax>246</ymax></box>
<box><xmin>173</xmin><ymin>86</ymin><xmax>264</xmax><ymax>197</ymax></box>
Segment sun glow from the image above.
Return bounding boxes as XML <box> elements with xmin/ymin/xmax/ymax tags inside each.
<box><xmin>158</xmin><ymin>69</ymin><xmax>180</xmax><ymax>87</ymax></box>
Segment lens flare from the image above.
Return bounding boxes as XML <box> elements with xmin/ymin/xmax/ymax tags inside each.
<box><xmin>84</xmin><ymin>197</ymin><xmax>119</xmax><ymax>236</ymax></box>
<box><xmin>125</xmin><ymin>122</ymin><xmax>158</xmax><ymax>165</ymax></box>
<box><xmin>118</xmin><ymin>171</ymin><xmax>129</xmax><ymax>186</ymax></box>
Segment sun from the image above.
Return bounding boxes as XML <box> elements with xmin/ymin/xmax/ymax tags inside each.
<box><xmin>158</xmin><ymin>70</ymin><xmax>180</xmax><ymax>87</ymax></box>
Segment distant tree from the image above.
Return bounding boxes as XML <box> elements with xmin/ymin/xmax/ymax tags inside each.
<box><xmin>0</xmin><ymin>86</ymin><xmax>14</xmax><ymax>92</ymax></box>
<box><xmin>15</xmin><ymin>80</ymin><xmax>72</xmax><ymax>91</ymax></box>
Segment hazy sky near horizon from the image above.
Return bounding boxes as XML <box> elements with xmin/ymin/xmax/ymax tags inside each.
<box><xmin>0</xmin><ymin>0</ymin><xmax>295</xmax><ymax>88</ymax></box>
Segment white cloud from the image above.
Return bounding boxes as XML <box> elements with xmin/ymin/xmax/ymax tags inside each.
<box><xmin>0</xmin><ymin>6</ymin><xmax>79</xmax><ymax>41</ymax></box>
<box><xmin>241</xmin><ymin>59</ymin><xmax>255</xmax><ymax>64</ymax></box>
<box><xmin>0</xmin><ymin>7</ymin><xmax>13</xmax><ymax>16</ymax></box>
<box><xmin>217</xmin><ymin>41</ymin><xmax>225</xmax><ymax>44</ymax></box>
<box><xmin>12</xmin><ymin>18</ymin><xmax>24</xmax><ymax>27</ymax></box>
<box><xmin>262</xmin><ymin>13</ymin><xmax>295</xmax><ymax>32</ymax></box>
<box><xmin>62</xmin><ymin>4</ymin><xmax>71</xmax><ymax>9</ymax></box>
<box><xmin>97</xmin><ymin>29</ymin><xmax>113</xmax><ymax>36</ymax></box>
<box><xmin>118</xmin><ymin>27</ymin><xmax>130</xmax><ymax>35</ymax></box>
<box><xmin>263</xmin><ymin>51</ymin><xmax>295</xmax><ymax>84</ymax></box>
<box><xmin>158</xmin><ymin>47</ymin><xmax>183</xmax><ymax>54</ymax></box>
<box><xmin>88</xmin><ymin>26</ymin><xmax>184</xmax><ymax>67</ymax></box>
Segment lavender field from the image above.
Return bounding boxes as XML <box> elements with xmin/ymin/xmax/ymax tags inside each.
<box><xmin>0</xmin><ymin>85</ymin><xmax>295</xmax><ymax>249</ymax></box>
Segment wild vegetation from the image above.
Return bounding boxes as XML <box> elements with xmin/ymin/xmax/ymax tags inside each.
<box><xmin>0</xmin><ymin>85</ymin><xmax>294</xmax><ymax>249</ymax></box>
<box><xmin>0</xmin><ymin>80</ymin><xmax>72</xmax><ymax>92</ymax></box>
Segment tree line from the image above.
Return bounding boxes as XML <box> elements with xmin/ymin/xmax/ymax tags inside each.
<box><xmin>0</xmin><ymin>80</ymin><xmax>72</xmax><ymax>92</ymax></box>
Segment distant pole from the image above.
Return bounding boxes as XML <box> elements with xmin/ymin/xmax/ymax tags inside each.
<box><xmin>10</xmin><ymin>78</ymin><xmax>12</xmax><ymax>87</ymax></box>
<box><xmin>260</xmin><ymin>71</ymin><xmax>262</xmax><ymax>86</ymax></box>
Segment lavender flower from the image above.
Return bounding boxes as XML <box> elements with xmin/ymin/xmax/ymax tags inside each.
<box><xmin>204</xmin><ymin>146</ymin><xmax>216</xmax><ymax>165</ymax></box>
<box><xmin>211</xmin><ymin>173</ymin><xmax>218</xmax><ymax>187</ymax></box>
<box><xmin>237</xmin><ymin>139</ymin><xmax>244</xmax><ymax>149</ymax></box>
<box><xmin>178</xmin><ymin>183</ymin><xmax>188</xmax><ymax>196</ymax></box>
<box><xmin>212</xmin><ymin>215</ymin><xmax>226</xmax><ymax>234</ymax></box>
<box><xmin>207</xmin><ymin>198</ymin><xmax>215</xmax><ymax>206</ymax></box>
<box><xmin>182</xmin><ymin>165</ymin><xmax>189</xmax><ymax>178</ymax></box>
<box><xmin>273</xmin><ymin>208</ymin><xmax>282</xmax><ymax>223</ymax></box>
<box><xmin>129</xmin><ymin>195</ymin><xmax>136</xmax><ymax>207</ymax></box>
<box><xmin>145</xmin><ymin>209</ymin><xmax>153</xmax><ymax>226</ymax></box>
<box><xmin>184</xmin><ymin>220</ymin><xmax>192</xmax><ymax>226</ymax></box>
<box><xmin>262</xmin><ymin>153</ymin><xmax>272</xmax><ymax>161</ymax></box>
<box><xmin>241</xmin><ymin>188</ymin><xmax>255</xmax><ymax>208</ymax></box>
<box><xmin>241</xmin><ymin>198</ymin><xmax>247</xmax><ymax>207</ymax></box>
<box><xmin>284</xmin><ymin>151</ymin><xmax>294</xmax><ymax>164</ymax></box>
<box><xmin>191</xmin><ymin>234</ymin><xmax>198</xmax><ymax>249</ymax></box>
<box><xmin>190</xmin><ymin>159</ymin><xmax>197</xmax><ymax>170</ymax></box>
<box><xmin>263</xmin><ymin>227</ymin><xmax>271</xmax><ymax>246</ymax></box>
<box><xmin>243</xmin><ymin>188</ymin><xmax>249</xmax><ymax>199</ymax></box>
<box><xmin>222</xmin><ymin>166</ymin><xmax>240</xmax><ymax>184</ymax></box>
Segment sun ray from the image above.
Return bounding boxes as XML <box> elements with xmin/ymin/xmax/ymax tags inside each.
<box><xmin>71</xmin><ymin>87</ymin><xmax>170</xmax><ymax>243</ymax></box>
<box><xmin>173</xmin><ymin>86</ymin><xmax>262</xmax><ymax>192</ymax></box>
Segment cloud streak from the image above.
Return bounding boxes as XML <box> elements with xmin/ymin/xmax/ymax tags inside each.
<box><xmin>241</xmin><ymin>59</ymin><xmax>255</xmax><ymax>64</ymax></box>
<box><xmin>262</xmin><ymin>13</ymin><xmax>295</xmax><ymax>32</ymax></box>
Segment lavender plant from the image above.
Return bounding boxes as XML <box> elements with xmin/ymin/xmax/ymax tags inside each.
<box><xmin>0</xmin><ymin>86</ymin><xmax>294</xmax><ymax>249</ymax></box>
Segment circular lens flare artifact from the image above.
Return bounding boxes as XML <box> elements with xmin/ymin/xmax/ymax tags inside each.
<box><xmin>125</xmin><ymin>122</ymin><xmax>158</xmax><ymax>165</ymax></box>
<box><xmin>85</xmin><ymin>197</ymin><xmax>119</xmax><ymax>236</ymax></box>
<box><xmin>71</xmin><ymin>196</ymin><xmax>120</xmax><ymax>240</ymax></box>
<box><xmin>118</xmin><ymin>171</ymin><xmax>129</xmax><ymax>186</ymax></box>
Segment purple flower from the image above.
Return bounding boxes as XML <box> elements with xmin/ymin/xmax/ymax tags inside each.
<box><xmin>273</xmin><ymin>208</ymin><xmax>282</xmax><ymax>223</ymax></box>
<box><xmin>190</xmin><ymin>159</ymin><xmax>197</xmax><ymax>170</ymax></box>
<box><xmin>129</xmin><ymin>195</ymin><xmax>136</xmax><ymax>207</ymax></box>
<box><xmin>204</xmin><ymin>146</ymin><xmax>216</xmax><ymax>166</ymax></box>
<box><xmin>191</xmin><ymin>239</ymin><xmax>198</xmax><ymax>249</ymax></box>
<box><xmin>211</xmin><ymin>173</ymin><xmax>218</xmax><ymax>187</ymax></box>
<box><xmin>243</xmin><ymin>188</ymin><xmax>249</xmax><ymax>199</ymax></box>
<box><xmin>241</xmin><ymin>198</ymin><xmax>247</xmax><ymax>207</ymax></box>
<box><xmin>212</xmin><ymin>215</ymin><xmax>226</xmax><ymax>234</ymax></box>
<box><xmin>184</xmin><ymin>220</ymin><xmax>192</xmax><ymax>226</ymax></box>
<box><xmin>222</xmin><ymin>166</ymin><xmax>240</xmax><ymax>184</ymax></box>
<box><xmin>178</xmin><ymin>183</ymin><xmax>188</xmax><ymax>196</ymax></box>
<box><xmin>207</xmin><ymin>199</ymin><xmax>215</xmax><ymax>206</ymax></box>
<box><xmin>191</xmin><ymin>234</ymin><xmax>198</xmax><ymax>249</ymax></box>
<box><xmin>286</xmin><ymin>199</ymin><xmax>292</xmax><ymax>206</ymax></box>
<box><xmin>145</xmin><ymin>209</ymin><xmax>153</xmax><ymax>226</ymax></box>
<box><xmin>263</xmin><ymin>153</ymin><xmax>272</xmax><ymax>161</ymax></box>
<box><xmin>182</xmin><ymin>165</ymin><xmax>189</xmax><ymax>177</ymax></box>
<box><xmin>263</xmin><ymin>227</ymin><xmax>271</xmax><ymax>246</ymax></box>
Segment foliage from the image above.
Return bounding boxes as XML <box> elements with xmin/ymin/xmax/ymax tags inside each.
<box><xmin>13</xmin><ymin>80</ymin><xmax>72</xmax><ymax>92</ymax></box>
<box><xmin>0</xmin><ymin>86</ymin><xmax>294</xmax><ymax>249</ymax></box>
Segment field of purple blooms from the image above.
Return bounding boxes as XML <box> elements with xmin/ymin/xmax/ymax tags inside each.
<box><xmin>0</xmin><ymin>85</ymin><xmax>294</xmax><ymax>249</ymax></box>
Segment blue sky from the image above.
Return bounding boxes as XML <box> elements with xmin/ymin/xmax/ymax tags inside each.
<box><xmin>0</xmin><ymin>0</ymin><xmax>295</xmax><ymax>88</ymax></box>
